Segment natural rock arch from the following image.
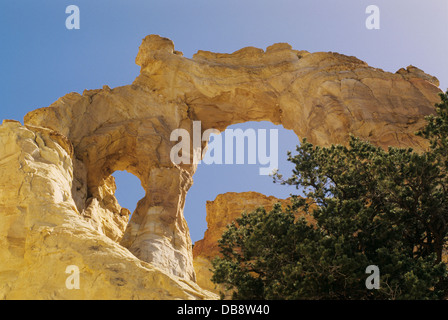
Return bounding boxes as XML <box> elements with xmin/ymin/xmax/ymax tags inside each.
<box><xmin>23</xmin><ymin>35</ymin><xmax>442</xmax><ymax>281</ymax></box>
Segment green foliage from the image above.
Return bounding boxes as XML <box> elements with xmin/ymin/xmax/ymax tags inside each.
<box><xmin>212</xmin><ymin>91</ymin><xmax>448</xmax><ymax>300</ymax></box>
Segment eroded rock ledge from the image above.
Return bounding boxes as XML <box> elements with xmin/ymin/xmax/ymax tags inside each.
<box><xmin>0</xmin><ymin>34</ymin><xmax>442</xmax><ymax>298</ymax></box>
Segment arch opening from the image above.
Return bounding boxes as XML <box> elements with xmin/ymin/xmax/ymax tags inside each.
<box><xmin>112</xmin><ymin>170</ymin><xmax>146</xmax><ymax>222</ymax></box>
<box><xmin>184</xmin><ymin>120</ymin><xmax>304</xmax><ymax>245</ymax></box>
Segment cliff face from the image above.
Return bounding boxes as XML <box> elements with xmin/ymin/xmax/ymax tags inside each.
<box><xmin>193</xmin><ymin>192</ymin><xmax>299</xmax><ymax>259</ymax></box>
<box><xmin>0</xmin><ymin>34</ymin><xmax>443</xmax><ymax>298</ymax></box>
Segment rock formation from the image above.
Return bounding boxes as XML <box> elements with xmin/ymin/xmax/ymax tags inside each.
<box><xmin>193</xmin><ymin>192</ymin><xmax>315</xmax><ymax>294</ymax></box>
<box><xmin>0</xmin><ymin>120</ymin><xmax>215</xmax><ymax>299</ymax></box>
<box><xmin>0</xmin><ymin>34</ymin><xmax>442</xmax><ymax>298</ymax></box>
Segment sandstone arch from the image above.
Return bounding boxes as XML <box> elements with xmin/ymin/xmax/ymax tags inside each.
<box><xmin>23</xmin><ymin>34</ymin><xmax>442</xmax><ymax>282</ymax></box>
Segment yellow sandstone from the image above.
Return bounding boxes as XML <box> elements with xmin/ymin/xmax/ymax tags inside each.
<box><xmin>0</xmin><ymin>35</ymin><xmax>442</xmax><ymax>299</ymax></box>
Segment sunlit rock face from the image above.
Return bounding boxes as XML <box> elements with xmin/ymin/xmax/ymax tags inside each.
<box><xmin>0</xmin><ymin>34</ymin><xmax>441</xmax><ymax>298</ymax></box>
<box><xmin>0</xmin><ymin>120</ymin><xmax>216</xmax><ymax>299</ymax></box>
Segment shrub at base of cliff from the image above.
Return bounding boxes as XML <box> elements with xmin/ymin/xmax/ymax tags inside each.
<box><xmin>211</xmin><ymin>92</ymin><xmax>448</xmax><ymax>300</ymax></box>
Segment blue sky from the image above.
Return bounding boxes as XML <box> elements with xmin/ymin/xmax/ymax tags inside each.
<box><xmin>1</xmin><ymin>0</ymin><xmax>447</xmax><ymax>243</ymax></box>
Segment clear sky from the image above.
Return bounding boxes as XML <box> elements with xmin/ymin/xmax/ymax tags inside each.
<box><xmin>1</xmin><ymin>0</ymin><xmax>447</xmax><ymax>243</ymax></box>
